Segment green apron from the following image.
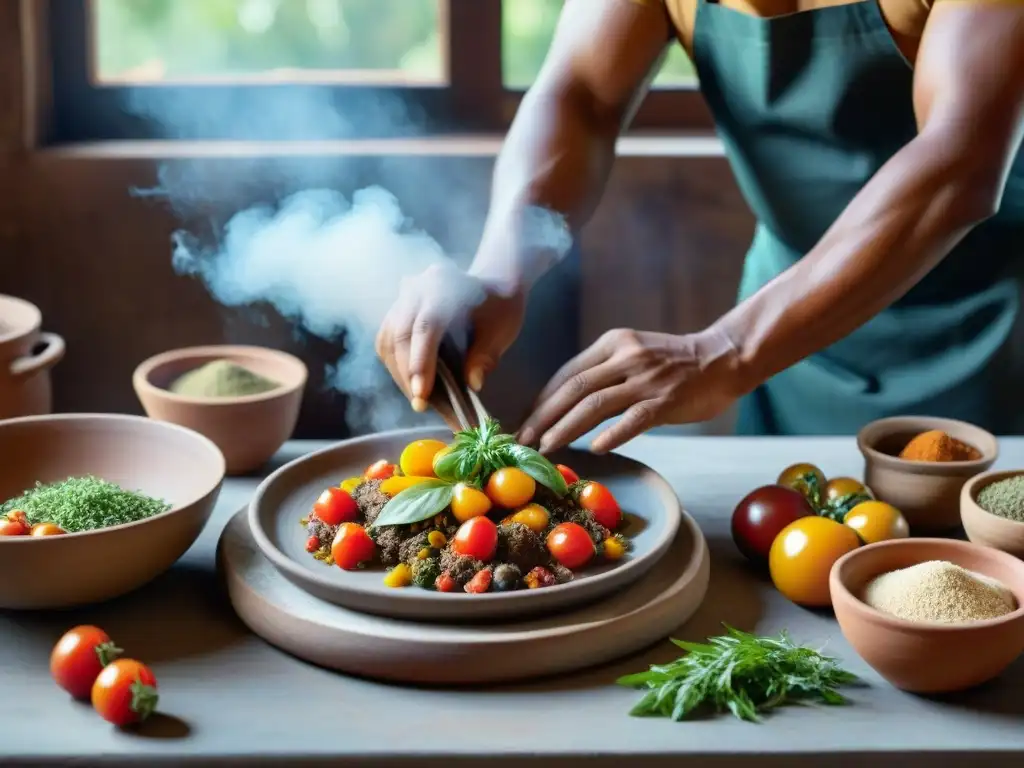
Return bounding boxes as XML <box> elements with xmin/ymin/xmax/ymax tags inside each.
<box><xmin>692</xmin><ymin>0</ymin><xmax>1024</xmax><ymax>435</ymax></box>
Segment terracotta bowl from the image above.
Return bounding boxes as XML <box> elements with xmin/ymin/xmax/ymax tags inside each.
<box><xmin>962</xmin><ymin>470</ymin><xmax>1024</xmax><ymax>558</ymax></box>
<box><xmin>830</xmin><ymin>537</ymin><xmax>1024</xmax><ymax>693</ymax></box>
<box><xmin>0</xmin><ymin>413</ymin><xmax>225</xmax><ymax>610</ymax></box>
<box><xmin>133</xmin><ymin>345</ymin><xmax>307</xmax><ymax>475</ymax></box>
<box><xmin>856</xmin><ymin>416</ymin><xmax>997</xmax><ymax>533</ymax></box>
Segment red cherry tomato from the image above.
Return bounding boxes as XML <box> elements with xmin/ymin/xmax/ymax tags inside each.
<box><xmin>0</xmin><ymin>519</ymin><xmax>28</xmax><ymax>536</ymax></box>
<box><xmin>731</xmin><ymin>485</ymin><xmax>814</xmax><ymax>564</ymax></box>
<box><xmin>578</xmin><ymin>481</ymin><xmax>622</xmax><ymax>530</ymax></box>
<box><xmin>451</xmin><ymin>516</ymin><xmax>498</xmax><ymax>561</ymax></box>
<box><xmin>51</xmin><ymin>625</ymin><xmax>122</xmax><ymax>700</ymax></box>
<box><xmin>331</xmin><ymin>523</ymin><xmax>376</xmax><ymax>570</ymax></box>
<box><xmin>546</xmin><ymin>522</ymin><xmax>595</xmax><ymax>569</ymax></box>
<box><xmin>364</xmin><ymin>460</ymin><xmax>397</xmax><ymax>480</ymax></box>
<box><xmin>556</xmin><ymin>464</ymin><xmax>580</xmax><ymax>485</ymax></box>
<box><xmin>464</xmin><ymin>569</ymin><xmax>493</xmax><ymax>594</ymax></box>
<box><xmin>91</xmin><ymin>659</ymin><xmax>159</xmax><ymax>726</ymax></box>
<box><xmin>312</xmin><ymin>486</ymin><xmax>358</xmax><ymax>526</ymax></box>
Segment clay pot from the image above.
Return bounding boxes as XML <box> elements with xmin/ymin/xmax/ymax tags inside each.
<box><xmin>133</xmin><ymin>345</ymin><xmax>307</xmax><ymax>475</ymax></box>
<box><xmin>830</xmin><ymin>537</ymin><xmax>1024</xmax><ymax>693</ymax></box>
<box><xmin>961</xmin><ymin>470</ymin><xmax>1024</xmax><ymax>558</ymax></box>
<box><xmin>857</xmin><ymin>416</ymin><xmax>997</xmax><ymax>533</ymax></box>
<box><xmin>0</xmin><ymin>294</ymin><xmax>65</xmax><ymax>419</ymax></box>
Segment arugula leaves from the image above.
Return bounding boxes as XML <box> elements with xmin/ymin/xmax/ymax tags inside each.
<box><xmin>617</xmin><ymin>625</ymin><xmax>857</xmax><ymax>722</ymax></box>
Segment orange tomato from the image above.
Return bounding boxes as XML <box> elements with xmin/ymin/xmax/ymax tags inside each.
<box><xmin>399</xmin><ymin>439</ymin><xmax>447</xmax><ymax>478</ymax></box>
<box><xmin>91</xmin><ymin>659</ymin><xmax>158</xmax><ymax>726</ymax></box>
<box><xmin>769</xmin><ymin>516</ymin><xmax>860</xmax><ymax>607</ymax></box>
<box><xmin>546</xmin><ymin>522</ymin><xmax>595</xmax><ymax>570</ymax></box>
<box><xmin>364</xmin><ymin>460</ymin><xmax>397</xmax><ymax>480</ymax></box>
<box><xmin>485</xmin><ymin>467</ymin><xmax>536</xmax><ymax>509</ymax></box>
<box><xmin>556</xmin><ymin>464</ymin><xmax>580</xmax><ymax>485</ymax></box>
<box><xmin>451</xmin><ymin>483</ymin><xmax>492</xmax><ymax>523</ymax></box>
<box><xmin>30</xmin><ymin>523</ymin><xmax>66</xmax><ymax>537</ymax></box>
<box><xmin>843</xmin><ymin>501</ymin><xmax>909</xmax><ymax>544</ymax></box>
<box><xmin>777</xmin><ymin>463</ymin><xmax>826</xmax><ymax>497</ymax></box>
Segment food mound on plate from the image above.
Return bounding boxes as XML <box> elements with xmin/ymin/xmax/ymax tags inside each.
<box><xmin>300</xmin><ymin>420</ymin><xmax>630</xmax><ymax>594</ymax></box>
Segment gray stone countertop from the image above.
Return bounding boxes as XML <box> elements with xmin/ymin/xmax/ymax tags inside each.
<box><xmin>5</xmin><ymin>436</ymin><xmax>1024</xmax><ymax>767</ymax></box>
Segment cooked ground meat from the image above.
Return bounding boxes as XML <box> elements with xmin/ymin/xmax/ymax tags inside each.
<box><xmin>399</xmin><ymin>531</ymin><xmax>431</xmax><ymax>565</ymax></box>
<box><xmin>551</xmin><ymin>564</ymin><xmax>574</xmax><ymax>584</ymax></box>
<box><xmin>353</xmin><ymin>479</ymin><xmax>389</xmax><ymax>525</ymax></box>
<box><xmin>497</xmin><ymin>522</ymin><xmax>550</xmax><ymax>572</ymax></box>
<box><xmin>306</xmin><ymin>516</ymin><xmax>336</xmax><ymax>545</ymax></box>
<box><xmin>370</xmin><ymin>526</ymin><xmax>404</xmax><ymax>567</ymax></box>
<box><xmin>439</xmin><ymin>548</ymin><xmax>485</xmax><ymax>586</ymax></box>
<box><xmin>534</xmin><ymin>485</ymin><xmax>577</xmax><ymax>523</ymax></box>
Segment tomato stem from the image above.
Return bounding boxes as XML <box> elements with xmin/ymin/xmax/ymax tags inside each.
<box><xmin>129</xmin><ymin>678</ymin><xmax>159</xmax><ymax>722</ymax></box>
<box><xmin>93</xmin><ymin>641</ymin><xmax>123</xmax><ymax>668</ymax></box>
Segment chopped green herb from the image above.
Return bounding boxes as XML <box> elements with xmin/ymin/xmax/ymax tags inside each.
<box><xmin>0</xmin><ymin>476</ymin><xmax>172</xmax><ymax>533</ymax></box>
<box><xmin>617</xmin><ymin>625</ymin><xmax>857</xmax><ymax>722</ymax></box>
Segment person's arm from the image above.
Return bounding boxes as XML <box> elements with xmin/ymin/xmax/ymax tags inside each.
<box><xmin>469</xmin><ymin>0</ymin><xmax>672</xmax><ymax>295</ymax></box>
<box><xmin>712</xmin><ymin>0</ymin><xmax>1024</xmax><ymax>396</ymax></box>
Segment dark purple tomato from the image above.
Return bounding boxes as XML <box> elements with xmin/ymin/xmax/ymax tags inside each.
<box><xmin>731</xmin><ymin>485</ymin><xmax>814</xmax><ymax>564</ymax></box>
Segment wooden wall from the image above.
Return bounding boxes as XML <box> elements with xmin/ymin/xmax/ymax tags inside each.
<box><xmin>0</xmin><ymin>2</ymin><xmax>755</xmax><ymax>439</ymax></box>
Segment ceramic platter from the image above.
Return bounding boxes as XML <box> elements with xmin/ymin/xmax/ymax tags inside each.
<box><xmin>221</xmin><ymin>506</ymin><xmax>710</xmax><ymax>684</ymax></box>
<box><xmin>249</xmin><ymin>427</ymin><xmax>682</xmax><ymax>622</ymax></box>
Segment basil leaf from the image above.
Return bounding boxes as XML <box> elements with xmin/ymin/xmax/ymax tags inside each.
<box><xmin>431</xmin><ymin>448</ymin><xmax>462</xmax><ymax>482</ymax></box>
<box><xmin>502</xmin><ymin>444</ymin><xmax>568</xmax><ymax>496</ymax></box>
<box><xmin>372</xmin><ymin>479</ymin><xmax>454</xmax><ymax>527</ymax></box>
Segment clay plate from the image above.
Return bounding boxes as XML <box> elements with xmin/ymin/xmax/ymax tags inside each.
<box><xmin>0</xmin><ymin>413</ymin><xmax>225</xmax><ymax>610</ymax></box>
<box><xmin>223</xmin><ymin>504</ymin><xmax>710</xmax><ymax>684</ymax></box>
<box><xmin>249</xmin><ymin>426</ymin><xmax>682</xmax><ymax>621</ymax></box>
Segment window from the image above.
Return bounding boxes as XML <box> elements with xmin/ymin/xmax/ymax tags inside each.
<box><xmin>47</xmin><ymin>0</ymin><xmax>709</xmax><ymax>143</ymax></box>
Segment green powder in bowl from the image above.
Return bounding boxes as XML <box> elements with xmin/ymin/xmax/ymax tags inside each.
<box><xmin>169</xmin><ymin>359</ymin><xmax>280</xmax><ymax>398</ymax></box>
<box><xmin>977</xmin><ymin>476</ymin><xmax>1024</xmax><ymax>522</ymax></box>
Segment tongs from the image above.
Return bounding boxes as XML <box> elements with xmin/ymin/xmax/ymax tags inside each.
<box><xmin>429</xmin><ymin>334</ymin><xmax>491</xmax><ymax>432</ymax></box>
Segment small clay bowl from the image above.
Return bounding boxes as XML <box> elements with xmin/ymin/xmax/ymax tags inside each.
<box><xmin>962</xmin><ymin>470</ymin><xmax>1024</xmax><ymax>558</ymax></box>
<box><xmin>857</xmin><ymin>416</ymin><xmax>997</xmax><ymax>533</ymax></box>
<box><xmin>134</xmin><ymin>345</ymin><xmax>307</xmax><ymax>475</ymax></box>
<box><xmin>830</xmin><ymin>537</ymin><xmax>1024</xmax><ymax>693</ymax></box>
<box><xmin>0</xmin><ymin>413</ymin><xmax>225</xmax><ymax>610</ymax></box>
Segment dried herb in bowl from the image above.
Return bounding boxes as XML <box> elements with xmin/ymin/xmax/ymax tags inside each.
<box><xmin>617</xmin><ymin>625</ymin><xmax>857</xmax><ymax>722</ymax></box>
<box><xmin>0</xmin><ymin>476</ymin><xmax>171</xmax><ymax>534</ymax></box>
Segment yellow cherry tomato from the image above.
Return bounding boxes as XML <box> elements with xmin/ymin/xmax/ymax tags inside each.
<box><xmin>769</xmin><ymin>516</ymin><xmax>861</xmax><ymax>607</ymax></box>
<box><xmin>824</xmin><ymin>477</ymin><xmax>871</xmax><ymax>503</ymax></box>
<box><xmin>399</xmin><ymin>439</ymin><xmax>447</xmax><ymax>478</ymax></box>
<box><xmin>843</xmin><ymin>501</ymin><xmax>909</xmax><ymax>544</ymax></box>
<box><xmin>379</xmin><ymin>475</ymin><xmax>433</xmax><ymax>497</ymax></box>
<box><xmin>502</xmin><ymin>503</ymin><xmax>550</xmax><ymax>534</ymax></box>
<box><xmin>777</xmin><ymin>462</ymin><xmax>827</xmax><ymax>499</ymax></box>
<box><xmin>485</xmin><ymin>467</ymin><xmax>536</xmax><ymax>509</ymax></box>
<box><xmin>451</xmin><ymin>483</ymin><xmax>492</xmax><ymax>523</ymax></box>
<box><xmin>339</xmin><ymin>476</ymin><xmax>363</xmax><ymax>495</ymax></box>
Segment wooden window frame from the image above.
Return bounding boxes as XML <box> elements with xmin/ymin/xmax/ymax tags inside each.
<box><xmin>42</xmin><ymin>0</ymin><xmax>711</xmax><ymax>144</ymax></box>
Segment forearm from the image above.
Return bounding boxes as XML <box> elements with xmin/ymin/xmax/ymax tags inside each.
<box><xmin>470</xmin><ymin>84</ymin><xmax>620</xmax><ymax>295</ymax></box>
<box><xmin>712</xmin><ymin>132</ymin><xmax>1006</xmax><ymax>393</ymax></box>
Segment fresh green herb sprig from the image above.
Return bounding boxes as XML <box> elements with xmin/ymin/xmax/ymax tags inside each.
<box><xmin>374</xmin><ymin>419</ymin><xmax>568</xmax><ymax>528</ymax></box>
<box><xmin>791</xmin><ymin>471</ymin><xmax>870</xmax><ymax>522</ymax></box>
<box><xmin>617</xmin><ymin>625</ymin><xmax>857</xmax><ymax>723</ymax></box>
<box><xmin>0</xmin><ymin>476</ymin><xmax>171</xmax><ymax>533</ymax></box>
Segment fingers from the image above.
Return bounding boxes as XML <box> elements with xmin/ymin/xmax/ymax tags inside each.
<box><xmin>531</xmin><ymin>337</ymin><xmax>615</xmax><ymax>409</ymax></box>
<box><xmin>518</xmin><ymin>359</ymin><xmax>624</xmax><ymax>447</ymax></box>
<box><xmin>591</xmin><ymin>400</ymin><xmax>661</xmax><ymax>453</ymax></box>
<box><xmin>376</xmin><ymin>304</ymin><xmax>418</xmax><ymax>404</ymax></box>
<box><xmin>534</xmin><ymin>382</ymin><xmax>643</xmax><ymax>454</ymax></box>
<box><xmin>407</xmin><ymin>311</ymin><xmax>445</xmax><ymax>411</ymax></box>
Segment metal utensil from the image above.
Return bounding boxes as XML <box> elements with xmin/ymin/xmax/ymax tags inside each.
<box><xmin>428</xmin><ymin>334</ymin><xmax>491</xmax><ymax>432</ymax></box>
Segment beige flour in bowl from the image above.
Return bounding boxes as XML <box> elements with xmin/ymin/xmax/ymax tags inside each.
<box><xmin>863</xmin><ymin>560</ymin><xmax>1016</xmax><ymax>624</ymax></box>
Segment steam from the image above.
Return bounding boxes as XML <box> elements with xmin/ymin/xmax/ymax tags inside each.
<box><xmin>125</xmin><ymin>90</ymin><xmax>572</xmax><ymax>433</ymax></box>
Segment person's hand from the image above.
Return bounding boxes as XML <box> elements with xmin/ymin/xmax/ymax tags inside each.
<box><xmin>376</xmin><ymin>262</ymin><xmax>526</xmax><ymax>411</ymax></box>
<box><xmin>517</xmin><ymin>327</ymin><xmax>744</xmax><ymax>454</ymax></box>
